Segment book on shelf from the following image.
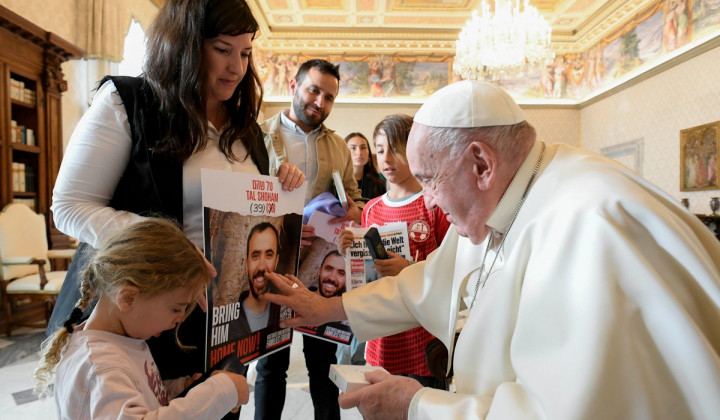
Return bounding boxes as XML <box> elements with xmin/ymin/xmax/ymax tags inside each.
<box><xmin>25</xmin><ymin>165</ymin><xmax>36</xmax><ymax>192</ymax></box>
<box><xmin>10</xmin><ymin>120</ymin><xmax>17</xmax><ymax>143</ymax></box>
<box><xmin>12</xmin><ymin>162</ymin><xmax>26</xmax><ymax>192</ymax></box>
<box><xmin>26</xmin><ymin>128</ymin><xmax>35</xmax><ymax>146</ymax></box>
<box><xmin>9</xmin><ymin>125</ymin><xmax>34</xmax><ymax>145</ymax></box>
<box><xmin>10</xmin><ymin>78</ymin><xmax>23</xmax><ymax>101</ymax></box>
<box><xmin>9</xmin><ymin>78</ymin><xmax>35</xmax><ymax>105</ymax></box>
<box><xmin>24</xmin><ymin>88</ymin><xmax>36</xmax><ymax>105</ymax></box>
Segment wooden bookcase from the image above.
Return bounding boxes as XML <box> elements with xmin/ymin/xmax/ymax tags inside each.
<box><xmin>0</xmin><ymin>5</ymin><xmax>83</xmax><ymax>249</ymax></box>
<box><xmin>697</xmin><ymin>215</ymin><xmax>720</xmax><ymax>241</ymax></box>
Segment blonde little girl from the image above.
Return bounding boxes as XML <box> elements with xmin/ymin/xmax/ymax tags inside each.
<box><xmin>35</xmin><ymin>218</ymin><xmax>248</xmax><ymax>419</ymax></box>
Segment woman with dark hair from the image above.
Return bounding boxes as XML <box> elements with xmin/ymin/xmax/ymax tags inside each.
<box><xmin>345</xmin><ymin>132</ymin><xmax>386</xmax><ymax>202</ymax></box>
<box><xmin>48</xmin><ymin>0</ymin><xmax>304</xmax><ymax>401</ymax></box>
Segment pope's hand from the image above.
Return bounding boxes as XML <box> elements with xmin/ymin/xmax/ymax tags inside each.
<box><xmin>261</xmin><ymin>272</ymin><xmax>346</xmax><ymax>327</ymax></box>
<box><xmin>338</xmin><ymin>370</ymin><xmax>423</xmax><ymax>420</ymax></box>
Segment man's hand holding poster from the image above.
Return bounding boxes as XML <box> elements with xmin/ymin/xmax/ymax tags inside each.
<box><xmin>201</xmin><ymin>169</ymin><xmax>306</xmax><ymax>369</ymax></box>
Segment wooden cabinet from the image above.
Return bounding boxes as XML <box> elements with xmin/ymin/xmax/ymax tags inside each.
<box><xmin>0</xmin><ymin>5</ymin><xmax>83</xmax><ymax>248</ymax></box>
<box><xmin>697</xmin><ymin>215</ymin><xmax>720</xmax><ymax>241</ymax></box>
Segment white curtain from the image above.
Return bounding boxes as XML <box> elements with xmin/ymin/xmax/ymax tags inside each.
<box><xmin>76</xmin><ymin>0</ymin><xmax>131</xmax><ymax>62</ymax></box>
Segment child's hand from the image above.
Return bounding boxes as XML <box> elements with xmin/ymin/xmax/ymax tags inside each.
<box><xmin>329</xmin><ymin>194</ymin><xmax>362</xmax><ymax>224</ymax></box>
<box><xmin>301</xmin><ymin>224</ymin><xmax>316</xmax><ymax>247</ymax></box>
<box><xmin>335</xmin><ymin>222</ymin><xmax>357</xmax><ymax>253</ymax></box>
<box><xmin>184</xmin><ymin>373</ymin><xmax>202</xmax><ymax>389</ymax></box>
<box><xmin>373</xmin><ymin>251</ymin><xmax>410</xmax><ymax>277</ymax></box>
<box><xmin>213</xmin><ymin>371</ymin><xmax>249</xmax><ymax>412</ymax></box>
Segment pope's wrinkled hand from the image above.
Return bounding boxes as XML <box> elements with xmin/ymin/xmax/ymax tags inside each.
<box><xmin>338</xmin><ymin>369</ymin><xmax>423</xmax><ymax>420</ymax></box>
<box><xmin>261</xmin><ymin>272</ymin><xmax>346</xmax><ymax>328</ymax></box>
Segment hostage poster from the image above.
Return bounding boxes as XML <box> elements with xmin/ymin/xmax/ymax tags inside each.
<box><xmin>293</xmin><ymin>210</ymin><xmax>354</xmax><ymax>345</ymax></box>
<box><xmin>201</xmin><ymin>169</ymin><xmax>306</xmax><ymax>368</ymax></box>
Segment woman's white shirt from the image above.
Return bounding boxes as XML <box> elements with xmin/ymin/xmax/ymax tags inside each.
<box><xmin>183</xmin><ymin>124</ymin><xmax>258</xmax><ymax>247</ymax></box>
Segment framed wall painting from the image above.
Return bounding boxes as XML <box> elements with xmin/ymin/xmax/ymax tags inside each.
<box><xmin>680</xmin><ymin>121</ymin><xmax>719</xmax><ymax>191</ymax></box>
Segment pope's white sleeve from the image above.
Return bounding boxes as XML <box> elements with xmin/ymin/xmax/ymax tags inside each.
<box><xmin>342</xmin><ymin>262</ymin><xmax>426</xmax><ymax>342</ymax></box>
<box><xmin>51</xmin><ymin>80</ymin><xmax>145</xmax><ymax>248</ymax></box>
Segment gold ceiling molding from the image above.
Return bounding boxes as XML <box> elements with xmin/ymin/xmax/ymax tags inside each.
<box><xmin>391</xmin><ymin>0</ymin><xmax>473</xmax><ymax>11</ymax></box>
<box><xmin>150</xmin><ymin>0</ymin><xmax>662</xmax><ymax>55</ymax></box>
<box><xmin>287</xmin><ymin>51</ymin><xmax>453</xmax><ymax>62</ymax></box>
<box><xmin>255</xmin><ymin>39</ymin><xmax>457</xmax><ymax>54</ymax></box>
<box><xmin>255</xmin><ymin>26</ymin><xmax>459</xmax><ymax>54</ymax></box>
<box><xmin>568</xmin><ymin>0</ymin><xmax>663</xmax><ymax>51</ymax></box>
<box><xmin>605</xmin><ymin>0</ymin><xmax>665</xmax><ymax>42</ymax></box>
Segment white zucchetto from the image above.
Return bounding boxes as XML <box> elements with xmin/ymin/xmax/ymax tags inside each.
<box><xmin>414</xmin><ymin>80</ymin><xmax>526</xmax><ymax>128</ymax></box>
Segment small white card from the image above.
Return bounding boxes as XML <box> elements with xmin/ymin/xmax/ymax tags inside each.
<box><xmin>329</xmin><ymin>364</ymin><xmax>389</xmax><ymax>393</ymax></box>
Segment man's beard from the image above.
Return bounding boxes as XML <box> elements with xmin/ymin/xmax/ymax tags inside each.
<box><xmin>292</xmin><ymin>93</ymin><xmax>326</xmax><ymax>129</ymax></box>
<box><xmin>319</xmin><ymin>277</ymin><xmax>345</xmax><ymax>298</ymax></box>
<box><xmin>249</xmin><ymin>271</ymin><xmax>269</xmax><ymax>299</ymax></box>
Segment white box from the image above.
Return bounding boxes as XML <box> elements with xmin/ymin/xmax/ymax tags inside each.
<box><xmin>329</xmin><ymin>364</ymin><xmax>389</xmax><ymax>394</ymax></box>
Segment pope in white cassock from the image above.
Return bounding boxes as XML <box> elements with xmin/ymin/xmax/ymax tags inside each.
<box><xmin>263</xmin><ymin>80</ymin><xmax>720</xmax><ymax>420</ymax></box>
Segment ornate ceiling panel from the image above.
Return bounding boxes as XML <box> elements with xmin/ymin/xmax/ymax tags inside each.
<box><xmin>153</xmin><ymin>0</ymin><xmax>661</xmax><ymax>56</ymax></box>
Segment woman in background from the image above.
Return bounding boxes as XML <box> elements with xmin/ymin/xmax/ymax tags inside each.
<box><xmin>338</xmin><ymin>132</ymin><xmax>386</xmax><ymax>366</ymax></box>
<box><xmin>345</xmin><ymin>132</ymin><xmax>386</xmax><ymax>204</ymax></box>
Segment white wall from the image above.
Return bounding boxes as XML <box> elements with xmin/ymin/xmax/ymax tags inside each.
<box><xmin>581</xmin><ymin>43</ymin><xmax>720</xmax><ymax>215</ymax></box>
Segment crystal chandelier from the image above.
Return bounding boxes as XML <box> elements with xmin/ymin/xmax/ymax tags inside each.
<box><xmin>454</xmin><ymin>0</ymin><xmax>554</xmax><ymax>80</ymax></box>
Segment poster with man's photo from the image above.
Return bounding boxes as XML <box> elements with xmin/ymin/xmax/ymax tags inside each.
<box><xmin>294</xmin><ymin>210</ymin><xmax>354</xmax><ymax>345</ymax></box>
<box><xmin>343</xmin><ymin>222</ymin><xmax>411</xmax><ymax>290</ymax></box>
<box><xmin>201</xmin><ymin>169</ymin><xmax>306</xmax><ymax>369</ymax></box>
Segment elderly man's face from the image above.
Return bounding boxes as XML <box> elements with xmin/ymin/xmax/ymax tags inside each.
<box><xmin>317</xmin><ymin>254</ymin><xmax>346</xmax><ymax>298</ymax></box>
<box><xmin>407</xmin><ymin>123</ymin><xmax>491</xmax><ymax>245</ymax></box>
<box><xmin>246</xmin><ymin>228</ymin><xmax>279</xmax><ymax>299</ymax></box>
